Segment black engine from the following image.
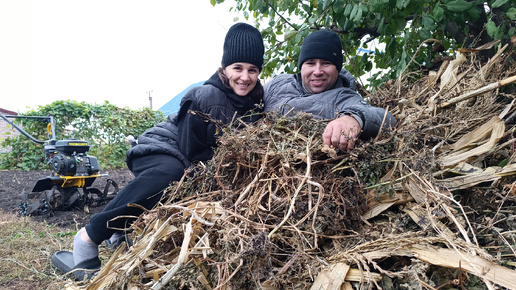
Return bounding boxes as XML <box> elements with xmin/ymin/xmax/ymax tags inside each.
<box><xmin>46</xmin><ymin>140</ymin><xmax>99</xmax><ymax>176</ymax></box>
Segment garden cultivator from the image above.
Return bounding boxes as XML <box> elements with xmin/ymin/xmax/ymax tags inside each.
<box><xmin>1</xmin><ymin>113</ymin><xmax>119</xmax><ymax>216</ymax></box>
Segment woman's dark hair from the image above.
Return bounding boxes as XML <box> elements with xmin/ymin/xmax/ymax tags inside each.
<box><xmin>217</xmin><ymin>67</ymin><xmax>264</xmax><ymax>101</ymax></box>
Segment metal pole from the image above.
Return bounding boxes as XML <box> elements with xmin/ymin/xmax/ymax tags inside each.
<box><xmin>0</xmin><ymin>113</ymin><xmax>49</xmax><ymax>144</ymax></box>
<box><xmin>147</xmin><ymin>90</ymin><xmax>153</xmax><ymax>110</ymax></box>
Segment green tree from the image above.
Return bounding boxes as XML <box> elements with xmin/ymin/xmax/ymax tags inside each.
<box><xmin>0</xmin><ymin>101</ymin><xmax>165</xmax><ymax>170</ymax></box>
<box><xmin>212</xmin><ymin>0</ymin><xmax>515</xmax><ymax>88</ymax></box>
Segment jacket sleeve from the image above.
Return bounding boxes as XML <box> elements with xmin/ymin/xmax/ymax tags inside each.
<box><xmin>336</xmin><ymin>93</ymin><xmax>397</xmax><ymax>139</ymax></box>
<box><xmin>177</xmin><ymin>100</ymin><xmax>218</xmax><ymax>162</ymax></box>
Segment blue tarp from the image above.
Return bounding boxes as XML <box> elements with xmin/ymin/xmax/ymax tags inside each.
<box><xmin>159</xmin><ymin>80</ymin><xmax>205</xmax><ymax>116</ymax></box>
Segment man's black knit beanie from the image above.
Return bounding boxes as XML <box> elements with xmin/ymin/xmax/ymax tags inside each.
<box><xmin>222</xmin><ymin>23</ymin><xmax>264</xmax><ymax>71</ymax></box>
<box><xmin>298</xmin><ymin>29</ymin><xmax>343</xmax><ymax>72</ymax></box>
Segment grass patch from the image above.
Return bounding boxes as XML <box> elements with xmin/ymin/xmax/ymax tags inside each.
<box><xmin>0</xmin><ymin>209</ymin><xmax>76</xmax><ymax>289</ymax></box>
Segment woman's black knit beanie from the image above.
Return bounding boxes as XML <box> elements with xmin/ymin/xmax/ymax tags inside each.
<box><xmin>222</xmin><ymin>23</ymin><xmax>264</xmax><ymax>71</ymax></box>
<box><xmin>298</xmin><ymin>29</ymin><xmax>343</xmax><ymax>72</ymax></box>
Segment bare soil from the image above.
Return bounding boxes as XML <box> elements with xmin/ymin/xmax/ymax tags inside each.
<box><xmin>0</xmin><ymin>169</ymin><xmax>134</xmax><ymax>228</ymax></box>
<box><xmin>0</xmin><ymin>169</ymin><xmax>133</xmax><ymax>290</ymax></box>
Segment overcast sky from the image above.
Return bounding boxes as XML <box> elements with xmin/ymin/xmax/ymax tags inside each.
<box><xmin>0</xmin><ymin>0</ymin><xmax>249</xmax><ymax>113</ymax></box>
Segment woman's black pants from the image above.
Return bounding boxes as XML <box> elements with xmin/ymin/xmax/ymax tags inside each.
<box><xmin>85</xmin><ymin>154</ymin><xmax>185</xmax><ymax>245</ymax></box>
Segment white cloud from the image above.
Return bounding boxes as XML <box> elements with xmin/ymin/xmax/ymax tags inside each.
<box><xmin>1</xmin><ymin>0</ymin><xmax>246</xmax><ymax>113</ymax></box>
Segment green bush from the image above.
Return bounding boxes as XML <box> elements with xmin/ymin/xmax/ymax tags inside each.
<box><xmin>0</xmin><ymin>100</ymin><xmax>166</xmax><ymax>170</ymax></box>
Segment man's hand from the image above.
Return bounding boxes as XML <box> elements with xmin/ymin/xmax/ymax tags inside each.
<box><xmin>322</xmin><ymin>115</ymin><xmax>361</xmax><ymax>151</ymax></box>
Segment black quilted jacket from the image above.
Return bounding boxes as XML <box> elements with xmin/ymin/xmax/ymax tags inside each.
<box><xmin>126</xmin><ymin>72</ymin><xmax>263</xmax><ymax>170</ymax></box>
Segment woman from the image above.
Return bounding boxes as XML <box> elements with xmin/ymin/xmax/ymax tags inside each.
<box><xmin>51</xmin><ymin>22</ymin><xmax>265</xmax><ymax>280</ymax></box>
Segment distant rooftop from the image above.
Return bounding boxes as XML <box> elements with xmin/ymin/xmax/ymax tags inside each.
<box><xmin>159</xmin><ymin>80</ymin><xmax>205</xmax><ymax>116</ymax></box>
<box><xmin>0</xmin><ymin>108</ymin><xmax>18</xmax><ymax>116</ymax></box>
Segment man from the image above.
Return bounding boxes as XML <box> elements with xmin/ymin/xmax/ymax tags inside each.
<box><xmin>264</xmin><ymin>29</ymin><xmax>396</xmax><ymax>151</ymax></box>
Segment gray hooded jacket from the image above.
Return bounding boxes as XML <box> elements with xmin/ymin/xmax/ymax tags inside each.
<box><xmin>264</xmin><ymin>69</ymin><xmax>396</xmax><ymax>139</ymax></box>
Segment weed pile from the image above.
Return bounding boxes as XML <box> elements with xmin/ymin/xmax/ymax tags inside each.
<box><xmin>78</xmin><ymin>43</ymin><xmax>516</xmax><ymax>290</ymax></box>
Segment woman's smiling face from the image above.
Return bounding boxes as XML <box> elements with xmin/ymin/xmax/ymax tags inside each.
<box><xmin>223</xmin><ymin>62</ymin><xmax>260</xmax><ymax>96</ymax></box>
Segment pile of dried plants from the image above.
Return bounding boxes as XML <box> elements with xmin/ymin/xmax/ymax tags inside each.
<box><xmin>74</xmin><ymin>43</ymin><xmax>516</xmax><ymax>290</ymax></box>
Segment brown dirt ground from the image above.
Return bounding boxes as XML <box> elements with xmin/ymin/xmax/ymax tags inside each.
<box><xmin>0</xmin><ymin>169</ymin><xmax>134</xmax><ymax>228</ymax></box>
<box><xmin>0</xmin><ymin>169</ymin><xmax>134</xmax><ymax>289</ymax></box>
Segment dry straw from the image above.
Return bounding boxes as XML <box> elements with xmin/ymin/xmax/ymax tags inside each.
<box><xmin>72</xmin><ymin>43</ymin><xmax>516</xmax><ymax>289</ymax></box>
